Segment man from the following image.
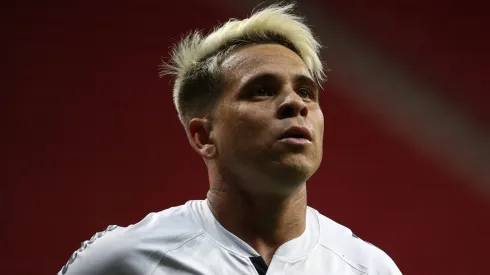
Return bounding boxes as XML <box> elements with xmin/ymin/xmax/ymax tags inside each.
<box><xmin>58</xmin><ymin>3</ymin><xmax>402</xmax><ymax>275</ymax></box>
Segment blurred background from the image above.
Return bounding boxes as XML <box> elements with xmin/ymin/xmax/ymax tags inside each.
<box><xmin>3</xmin><ymin>0</ymin><xmax>489</xmax><ymax>274</ymax></box>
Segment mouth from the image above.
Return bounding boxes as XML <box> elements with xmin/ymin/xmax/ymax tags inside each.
<box><xmin>279</xmin><ymin>126</ymin><xmax>313</xmax><ymax>142</ymax></box>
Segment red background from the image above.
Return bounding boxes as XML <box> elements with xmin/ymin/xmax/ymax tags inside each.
<box><xmin>3</xmin><ymin>1</ymin><xmax>489</xmax><ymax>274</ymax></box>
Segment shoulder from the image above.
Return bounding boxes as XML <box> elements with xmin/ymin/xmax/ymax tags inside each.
<box><xmin>58</xmin><ymin>201</ymin><xmax>203</xmax><ymax>275</ymax></box>
<box><xmin>310</xmin><ymin>208</ymin><xmax>402</xmax><ymax>275</ymax></box>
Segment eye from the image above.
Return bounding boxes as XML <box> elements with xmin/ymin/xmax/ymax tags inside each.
<box><xmin>252</xmin><ymin>87</ymin><xmax>275</xmax><ymax>98</ymax></box>
<box><xmin>298</xmin><ymin>87</ymin><xmax>313</xmax><ymax>99</ymax></box>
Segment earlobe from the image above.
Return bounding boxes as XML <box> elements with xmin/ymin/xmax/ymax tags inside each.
<box><xmin>201</xmin><ymin>144</ymin><xmax>216</xmax><ymax>158</ymax></box>
<box><xmin>188</xmin><ymin>118</ymin><xmax>217</xmax><ymax>159</ymax></box>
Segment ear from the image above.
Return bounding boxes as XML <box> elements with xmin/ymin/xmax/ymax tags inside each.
<box><xmin>188</xmin><ymin>117</ymin><xmax>217</xmax><ymax>159</ymax></box>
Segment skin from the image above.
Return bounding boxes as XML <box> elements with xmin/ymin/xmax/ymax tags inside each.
<box><xmin>188</xmin><ymin>43</ymin><xmax>324</xmax><ymax>265</ymax></box>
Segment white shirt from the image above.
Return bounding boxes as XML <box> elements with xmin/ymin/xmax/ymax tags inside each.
<box><xmin>58</xmin><ymin>200</ymin><xmax>402</xmax><ymax>275</ymax></box>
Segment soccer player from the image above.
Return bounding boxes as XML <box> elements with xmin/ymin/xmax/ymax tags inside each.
<box><xmin>58</xmin><ymin>3</ymin><xmax>402</xmax><ymax>275</ymax></box>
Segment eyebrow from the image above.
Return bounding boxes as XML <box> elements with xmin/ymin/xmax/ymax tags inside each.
<box><xmin>293</xmin><ymin>74</ymin><xmax>318</xmax><ymax>90</ymax></box>
<box><xmin>240</xmin><ymin>72</ymin><xmax>318</xmax><ymax>90</ymax></box>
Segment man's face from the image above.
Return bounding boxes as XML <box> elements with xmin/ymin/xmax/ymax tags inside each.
<box><xmin>210</xmin><ymin>43</ymin><xmax>324</xmax><ymax>195</ymax></box>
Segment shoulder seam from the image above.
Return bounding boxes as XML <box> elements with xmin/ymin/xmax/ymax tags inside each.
<box><xmin>318</xmin><ymin>243</ymin><xmax>370</xmax><ymax>275</ymax></box>
<box><xmin>146</xmin><ymin>230</ymin><xmax>205</xmax><ymax>275</ymax></box>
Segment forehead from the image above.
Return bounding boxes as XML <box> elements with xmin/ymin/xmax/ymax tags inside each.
<box><xmin>220</xmin><ymin>44</ymin><xmax>311</xmax><ymax>87</ymax></box>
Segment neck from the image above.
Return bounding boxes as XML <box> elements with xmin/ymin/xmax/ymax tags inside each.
<box><xmin>206</xmin><ymin>173</ymin><xmax>307</xmax><ymax>265</ymax></box>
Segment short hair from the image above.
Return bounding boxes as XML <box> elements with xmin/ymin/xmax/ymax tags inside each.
<box><xmin>160</xmin><ymin>3</ymin><xmax>325</xmax><ymax>135</ymax></box>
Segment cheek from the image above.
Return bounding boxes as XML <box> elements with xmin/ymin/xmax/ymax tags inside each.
<box><xmin>235</xmin><ymin>114</ymin><xmax>269</xmax><ymax>143</ymax></box>
<box><xmin>311</xmin><ymin>104</ymin><xmax>324</xmax><ymax>124</ymax></box>
<box><xmin>314</xmin><ymin>109</ymin><xmax>325</xmax><ymax>143</ymax></box>
<box><xmin>225</xmin><ymin>106</ymin><xmax>271</xmax><ymax>147</ymax></box>
<box><xmin>319</xmin><ymin>115</ymin><xmax>325</xmax><ymax>137</ymax></box>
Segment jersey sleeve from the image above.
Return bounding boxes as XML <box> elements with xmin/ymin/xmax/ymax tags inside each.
<box><xmin>57</xmin><ymin>225</ymin><xmax>154</xmax><ymax>275</ymax></box>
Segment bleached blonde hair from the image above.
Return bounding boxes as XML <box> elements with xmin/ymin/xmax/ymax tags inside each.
<box><xmin>160</xmin><ymin>3</ymin><xmax>325</xmax><ymax>134</ymax></box>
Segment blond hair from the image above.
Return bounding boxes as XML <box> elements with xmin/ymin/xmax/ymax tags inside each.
<box><xmin>160</xmin><ymin>3</ymin><xmax>325</xmax><ymax>133</ymax></box>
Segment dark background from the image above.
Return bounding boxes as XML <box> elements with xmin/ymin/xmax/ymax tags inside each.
<box><xmin>3</xmin><ymin>1</ymin><xmax>489</xmax><ymax>274</ymax></box>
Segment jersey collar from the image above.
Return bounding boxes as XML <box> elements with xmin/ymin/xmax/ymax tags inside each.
<box><xmin>188</xmin><ymin>199</ymin><xmax>320</xmax><ymax>261</ymax></box>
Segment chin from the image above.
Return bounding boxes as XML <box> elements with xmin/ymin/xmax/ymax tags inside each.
<box><xmin>269</xmin><ymin>160</ymin><xmax>316</xmax><ymax>183</ymax></box>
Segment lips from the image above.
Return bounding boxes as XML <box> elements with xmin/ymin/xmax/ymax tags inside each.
<box><xmin>279</xmin><ymin>126</ymin><xmax>313</xmax><ymax>141</ymax></box>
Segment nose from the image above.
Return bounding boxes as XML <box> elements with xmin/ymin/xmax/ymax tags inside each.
<box><xmin>276</xmin><ymin>89</ymin><xmax>308</xmax><ymax>119</ymax></box>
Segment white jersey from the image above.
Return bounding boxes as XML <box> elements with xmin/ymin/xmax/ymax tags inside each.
<box><xmin>58</xmin><ymin>200</ymin><xmax>402</xmax><ymax>275</ymax></box>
